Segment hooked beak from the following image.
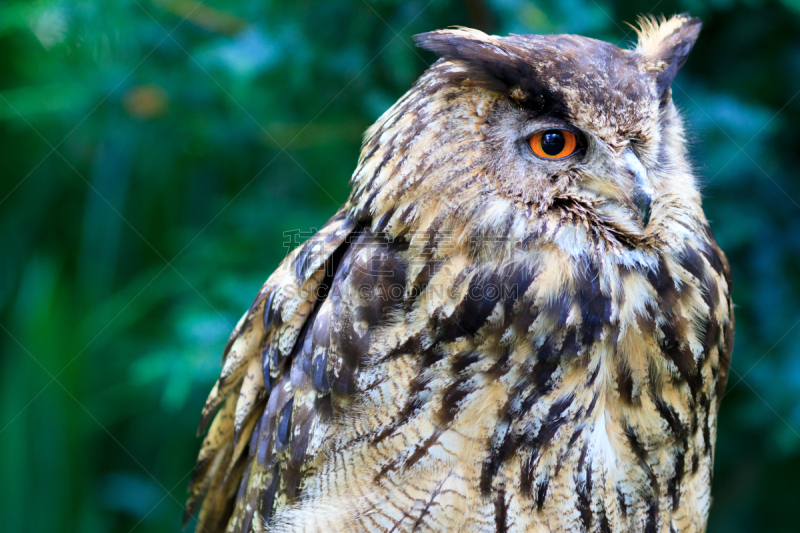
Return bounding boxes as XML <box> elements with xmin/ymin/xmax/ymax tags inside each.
<box><xmin>623</xmin><ymin>148</ymin><xmax>653</xmax><ymax>227</ymax></box>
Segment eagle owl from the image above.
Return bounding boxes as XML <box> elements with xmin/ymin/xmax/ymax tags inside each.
<box><xmin>186</xmin><ymin>14</ymin><xmax>733</xmax><ymax>533</ymax></box>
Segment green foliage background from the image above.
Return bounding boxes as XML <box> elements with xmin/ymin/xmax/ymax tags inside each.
<box><xmin>1</xmin><ymin>0</ymin><xmax>799</xmax><ymax>531</ymax></box>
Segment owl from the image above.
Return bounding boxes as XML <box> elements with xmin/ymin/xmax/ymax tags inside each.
<box><xmin>185</xmin><ymin>13</ymin><xmax>733</xmax><ymax>533</ymax></box>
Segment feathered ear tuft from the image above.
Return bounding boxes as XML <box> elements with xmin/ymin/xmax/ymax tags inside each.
<box><xmin>413</xmin><ymin>27</ymin><xmax>532</xmax><ymax>96</ymax></box>
<box><xmin>413</xmin><ymin>27</ymin><xmax>504</xmax><ymax>62</ymax></box>
<box><xmin>413</xmin><ymin>28</ymin><xmax>565</xmax><ymax>114</ymax></box>
<box><xmin>634</xmin><ymin>13</ymin><xmax>702</xmax><ymax>103</ymax></box>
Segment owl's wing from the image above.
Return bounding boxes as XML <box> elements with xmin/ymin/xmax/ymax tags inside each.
<box><xmin>709</xmin><ymin>231</ymin><xmax>735</xmax><ymax>403</ymax></box>
<box><xmin>184</xmin><ymin>211</ymin><xmax>359</xmax><ymax>533</ymax></box>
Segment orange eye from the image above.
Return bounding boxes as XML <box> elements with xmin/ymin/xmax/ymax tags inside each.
<box><xmin>528</xmin><ymin>129</ymin><xmax>579</xmax><ymax>159</ymax></box>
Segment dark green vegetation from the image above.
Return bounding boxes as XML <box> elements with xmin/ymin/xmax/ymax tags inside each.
<box><xmin>1</xmin><ymin>1</ymin><xmax>799</xmax><ymax>531</ymax></box>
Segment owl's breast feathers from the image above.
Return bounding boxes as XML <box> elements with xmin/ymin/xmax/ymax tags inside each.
<box><xmin>186</xmin><ymin>199</ymin><xmax>732</xmax><ymax>532</ymax></box>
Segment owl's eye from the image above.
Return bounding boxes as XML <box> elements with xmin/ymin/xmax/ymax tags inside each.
<box><xmin>528</xmin><ymin>129</ymin><xmax>579</xmax><ymax>160</ymax></box>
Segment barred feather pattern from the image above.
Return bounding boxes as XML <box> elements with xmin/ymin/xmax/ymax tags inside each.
<box><xmin>186</xmin><ymin>14</ymin><xmax>732</xmax><ymax>533</ymax></box>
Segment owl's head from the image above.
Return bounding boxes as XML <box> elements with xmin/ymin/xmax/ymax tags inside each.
<box><xmin>350</xmin><ymin>14</ymin><xmax>704</xmax><ymax>255</ymax></box>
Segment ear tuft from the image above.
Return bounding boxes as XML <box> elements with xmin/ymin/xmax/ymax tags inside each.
<box><xmin>413</xmin><ymin>27</ymin><xmax>506</xmax><ymax>62</ymax></box>
<box><xmin>634</xmin><ymin>13</ymin><xmax>702</xmax><ymax>102</ymax></box>
<box><xmin>412</xmin><ymin>27</ymin><xmax>528</xmax><ymax>96</ymax></box>
<box><xmin>413</xmin><ymin>28</ymin><xmax>563</xmax><ymax>113</ymax></box>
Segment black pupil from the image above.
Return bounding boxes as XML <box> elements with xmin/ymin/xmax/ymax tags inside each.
<box><xmin>540</xmin><ymin>130</ymin><xmax>565</xmax><ymax>156</ymax></box>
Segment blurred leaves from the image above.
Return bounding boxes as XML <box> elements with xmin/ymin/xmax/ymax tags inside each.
<box><xmin>0</xmin><ymin>81</ymin><xmax>93</xmax><ymax>120</ymax></box>
<box><xmin>1</xmin><ymin>1</ymin><xmax>799</xmax><ymax>532</ymax></box>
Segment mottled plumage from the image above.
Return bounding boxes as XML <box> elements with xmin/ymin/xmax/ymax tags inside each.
<box><xmin>186</xmin><ymin>14</ymin><xmax>733</xmax><ymax>533</ymax></box>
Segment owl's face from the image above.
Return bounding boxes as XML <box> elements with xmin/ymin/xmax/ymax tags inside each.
<box><xmin>350</xmin><ymin>17</ymin><xmax>703</xmax><ymax>256</ymax></box>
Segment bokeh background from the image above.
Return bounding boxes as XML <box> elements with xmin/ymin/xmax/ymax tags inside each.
<box><xmin>2</xmin><ymin>0</ymin><xmax>799</xmax><ymax>531</ymax></box>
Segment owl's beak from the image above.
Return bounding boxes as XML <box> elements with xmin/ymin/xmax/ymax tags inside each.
<box><xmin>623</xmin><ymin>148</ymin><xmax>653</xmax><ymax>228</ymax></box>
